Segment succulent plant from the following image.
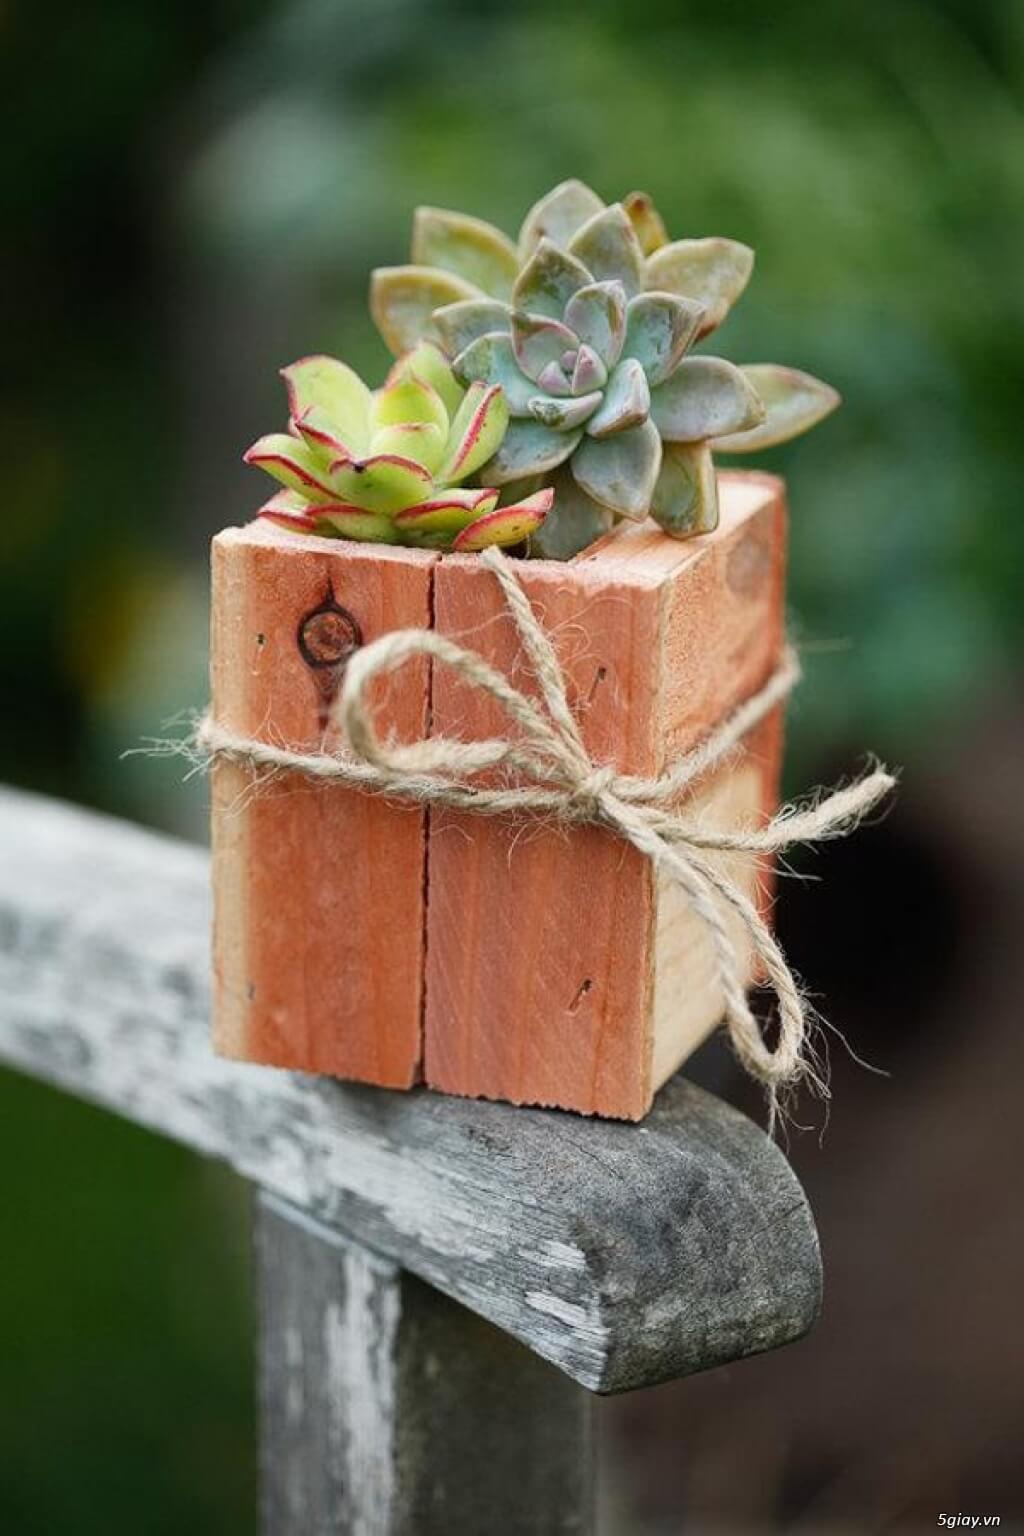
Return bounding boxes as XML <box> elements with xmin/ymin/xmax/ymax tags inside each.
<box><xmin>244</xmin><ymin>341</ymin><xmax>551</xmax><ymax>552</ymax></box>
<box><xmin>371</xmin><ymin>180</ymin><xmax>840</xmax><ymax>557</ymax></box>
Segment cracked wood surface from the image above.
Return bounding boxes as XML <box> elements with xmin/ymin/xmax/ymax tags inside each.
<box><xmin>0</xmin><ymin>785</ymin><xmax>821</xmax><ymax>1393</ymax></box>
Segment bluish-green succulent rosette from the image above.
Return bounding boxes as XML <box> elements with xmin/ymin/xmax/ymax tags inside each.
<box><xmin>371</xmin><ymin>181</ymin><xmax>841</xmax><ymax>559</ymax></box>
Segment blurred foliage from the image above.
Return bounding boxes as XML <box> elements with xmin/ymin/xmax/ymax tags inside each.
<box><xmin>2</xmin><ymin>0</ymin><xmax>1024</xmax><ymax>1530</ymax></box>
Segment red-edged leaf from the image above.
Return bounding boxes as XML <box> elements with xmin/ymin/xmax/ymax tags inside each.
<box><xmin>451</xmin><ymin>489</ymin><xmax>553</xmax><ymax>551</ymax></box>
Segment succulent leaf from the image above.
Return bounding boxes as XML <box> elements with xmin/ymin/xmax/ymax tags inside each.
<box><xmin>570</xmin><ymin>343</ymin><xmax>607</xmax><ymax>395</ymax></box>
<box><xmin>512</xmin><ymin>239</ymin><xmax>592</xmax><ymax>321</ymax></box>
<box><xmin>280</xmin><ymin>357</ymin><xmax>371</xmax><ymax>455</ymax></box>
<box><xmin>393</xmin><ymin>488</ymin><xmax>500</xmax><ymax>536</ymax></box>
<box><xmin>517</xmin><ymin>180</ymin><xmax>605</xmax><ymax>260</ymax></box>
<box><xmin>370</xmin><ymin>374</ymin><xmax>450</xmax><ymax>439</ymax></box>
<box><xmin>650</xmin><ymin>442</ymin><xmax>719</xmax><ymax>538</ymax></box>
<box><xmin>368</xmin><ymin>421</ymin><xmax>447</xmax><ymax>476</ymax></box>
<box><xmin>452</xmin><ymin>332</ymin><xmax>537</xmax><ymax>415</ymax></box>
<box><xmin>511</xmin><ymin>311</ymin><xmax>580</xmax><ymax>385</ymax></box>
<box><xmin>623</xmin><ymin>292</ymin><xmax>705</xmax><ymax>385</ymax></box>
<box><xmin>570</xmin><ymin>418</ymin><xmax>662</xmax><ymax>521</ymax></box>
<box><xmin>644</xmin><ymin>239</ymin><xmax>754</xmax><ymax>337</ymax></box>
<box><xmin>258</xmin><ymin>490</ymin><xmax>324</xmax><ymax>534</ymax></box>
<box><xmin>411</xmin><ymin>207</ymin><xmax>519</xmax><ymax>301</ymax></box>
<box><xmin>530</xmin><ymin>466</ymin><xmax>615</xmax><ymax>560</ymax></box>
<box><xmin>584</xmin><ymin>357</ymin><xmax>651</xmax><ymax>439</ymax></box>
<box><xmin>649</xmin><ymin>357</ymin><xmax>765</xmax><ymax>443</ymax></box>
<box><xmin>528</xmin><ymin>390</ymin><xmax>603</xmax><ymax>431</ymax></box>
<box><xmin>712</xmin><ymin>364</ymin><xmax>842</xmax><ymax>452</ymax></box>
<box><xmin>568</xmin><ymin>205</ymin><xmax>644</xmax><ymax>299</ymax></box>
<box><xmin>319</xmin><ymin>506</ymin><xmax>404</xmax><ymax>543</ymax></box>
<box><xmin>623</xmin><ymin>191</ymin><xmax>669</xmax><ymax>256</ymax></box>
<box><xmin>483</xmin><ymin>418</ymin><xmax>582</xmax><ymax>484</ymax></box>
<box><xmin>386</xmin><ymin>339</ymin><xmax>463</xmax><ymax>417</ymax></box>
<box><xmin>370</xmin><ymin>265</ymin><xmax>482</xmax><ymax>355</ymax></box>
<box><xmin>562</xmin><ymin>281</ymin><xmax>627</xmax><ymax>370</ymax></box>
<box><xmin>451</xmin><ymin>490</ymin><xmax>553</xmax><ymax>552</ymax></box>
<box><xmin>441</xmin><ymin>382</ymin><xmax>509</xmax><ymax>483</ymax></box>
<box><xmin>244</xmin><ymin>433</ymin><xmax>338</xmax><ymax>503</ymax></box>
<box><xmin>292</xmin><ymin>406</ymin><xmax>354</xmax><ymax>463</ymax></box>
<box><xmin>432</xmin><ymin>299</ymin><xmax>513</xmax><ymax>358</ymax></box>
<box><xmin>327</xmin><ymin>454</ymin><xmax>434</xmax><ymax>514</ymax></box>
<box><xmin>535</xmin><ymin>360</ymin><xmax>572</xmax><ymax>396</ymax></box>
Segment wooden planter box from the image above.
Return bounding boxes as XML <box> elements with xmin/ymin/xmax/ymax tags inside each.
<box><xmin>210</xmin><ymin>470</ymin><xmax>785</xmax><ymax>1120</ymax></box>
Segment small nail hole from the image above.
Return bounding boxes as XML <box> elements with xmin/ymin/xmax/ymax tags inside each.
<box><xmin>569</xmin><ymin>978</ymin><xmax>593</xmax><ymax>1014</ymax></box>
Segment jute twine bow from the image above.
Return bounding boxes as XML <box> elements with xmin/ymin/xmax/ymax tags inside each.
<box><xmin>198</xmin><ymin>546</ymin><xmax>895</xmax><ymax>1112</ymax></box>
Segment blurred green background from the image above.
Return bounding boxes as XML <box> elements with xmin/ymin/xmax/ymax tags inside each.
<box><xmin>3</xmin><ymin>0</ymin><xmax>1024</xmax><ymax>1531</ymax></box>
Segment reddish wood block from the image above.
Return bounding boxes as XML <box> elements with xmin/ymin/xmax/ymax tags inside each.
<box><xmin>210</xmin><ymin>523</ymin><xmax>436</xmax><ymax>1085</ymax></box>
<box><xmin>424</xmin><ymin>472</ymin><xmax>786</xmax><ymax>1119</ymax></box>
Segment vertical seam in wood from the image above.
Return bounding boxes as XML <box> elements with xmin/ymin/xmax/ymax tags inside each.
<box><xmin>417</xmin><ymin>560</ymin><xmax>437</xmax><ymax>1088</ymax></box>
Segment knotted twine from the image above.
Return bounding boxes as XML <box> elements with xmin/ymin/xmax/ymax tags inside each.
<box><xmin>197</xmin><ymin>546</ymin><xmax>895</xmax><ymax>1115</ymax></box>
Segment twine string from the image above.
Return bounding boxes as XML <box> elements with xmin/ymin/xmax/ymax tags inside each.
<box><xmin>198</xmin><ymin>545</ymin><xmax>895</xmax><ymax>1108</ymax></box>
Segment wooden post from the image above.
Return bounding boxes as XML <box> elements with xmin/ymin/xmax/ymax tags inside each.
<box><xmin>257</xmin><ymin>1193</ymin><xmax>593</xmax><ymax>1536</ymax></box>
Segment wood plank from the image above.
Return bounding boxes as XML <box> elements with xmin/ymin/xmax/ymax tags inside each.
<box><xmin>210</xmin><ymin>522</ymin><xmax>437</xmax><ymax>1085</ymax></box>
<box><xmin>424</xmin><ymin>472</ymin><xmax>786</xmax><ymax>1118</ymax></box>
<box><xmin>0</xmin><ymin>785</ymin><xmax>821</xmax><ymax>1393</ymax></box>
<box><xmin>258</xmin><ymin>1193</ymin><xmax>592</xmax><ymax>1535</ymax></box>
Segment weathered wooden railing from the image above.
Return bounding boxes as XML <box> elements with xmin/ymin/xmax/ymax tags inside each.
<box><xmin>0</xmin><ymin>786</ymin><xmax>821</xmax><ymax>1534</ymax></box>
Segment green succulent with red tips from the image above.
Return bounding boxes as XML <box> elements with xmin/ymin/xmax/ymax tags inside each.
<box><xmin>244</xmin><ymin>341</ymin><xmax>551</xmax><ymax>552</ymax></box>
<box><xmin>371</xmin><ymin>180</ymin><xmax>840</xmax><ymax>557</ymax></box>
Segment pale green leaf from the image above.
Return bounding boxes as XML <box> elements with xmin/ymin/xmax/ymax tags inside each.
<box><xmin>517</xmin><ymin>180</ymin><xmax>605</xmax><ymax>260</ymax></box>
<box><xmin>650</xmin><ymin>442</ymin><xmax>719</xmax><ymax>538</ymax></box>
<box><xmin>712</xmin><ymin>364</ymin><xmax>842</xmax><ymax>451</ymax></box>
<box><xmin>570</xmin><ymin>418</ymin><xmax>662</xmax><ymax>520</ymax></box>
<box><xmin>644</xmin><ymin>239</ymin><xmax>754</xmax><ymax>336</ymax></box>
<box><xmin>370</xmin><ymin>265</ymin><xmax>482</xmax><ymax>355</ymax></box>
<box><xmin>649</xmin><ymin>356</ymin><xmax>765</xmax><ymax>443</ymax></box>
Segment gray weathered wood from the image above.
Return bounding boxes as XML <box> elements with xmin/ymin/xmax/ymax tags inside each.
<box><xmin>0</xmin><ymin>785</ymin><xmax>821</xmax><ymax>1392</ymax></box>
<box><xmin>259</xmin><ymin>1193</ymin><xmax>592</xmax><ymax>1535</ymax></box>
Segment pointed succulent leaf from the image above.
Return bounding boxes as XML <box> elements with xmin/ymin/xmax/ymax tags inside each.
<box><xmin>370</xmin><ymin>265</ymin><xmax>482</xmax><ymax>355</ymax></box>
<box><xmin>511</xmin><ymin>311</ymin><xmax>580</xmax><ymax>385</ymax></box>
<box><xmin>369</xmin><ymin>374</ymin><xmax>449</xmax><ymax>439</ymax></box>
<box><xmin>293</xmin><ymin>406</ymin><xmax>354</xmax><ymax>463</ymax></box>
<box><xmin>568</xmin><ymin>205</ymin><xmax>644</xmax><ymax>298</ymax></box>
<box><xmin>650</xmin><ymin>442</ymin><xmax>719</xmax><ymax>538</ymax></box>
<box><xmin>517</xmin><ymin>180</ymin><xmax>606</xmax><ymax>260</ymax></box>
<box><xmin>393</xmin><ymin>488</ymin><xmax>500</xmax><ymax>536</ymax></box>
<box><xmin>562</xmin><ymin>282</ymin><xmax>627</xmax><ymax>369</ymax></box>
<box><xmin>585</xmin><ymin>358</ymin><xmax>651</xmax><ymax>439</ymax></box>
<box><xmin>319</xmin><ymin>506</ymin><xmax>403</xmax><ymax>544</ymax></box>
<box><xmin>712</xmin><ymin>364</ymin><xmax>842</xmax><ymax>452</ymax></box>
<box><xmin>644</xmin><ymin>239</ymin><xmax>754</xmax><ymax>336</ymax></box>
<box><xmin>571</xmin><ymin>343</ymin><xmax>607</xmax><ymax>394</ymax></box>
<box><xmin>623</xmin><ymin>292</ymin><xmax>705</xmax><ymax>385</ymax></box>
<box><xmin>483</xmin><ymin>418</ymin><xmax>582</xmax><ymax>485</ymax></box>
<box><xmin>258</xmin><ymin>490</ymin><xmax>323</xmax><ymax>534</ymax></box>
<box><xmin>280</xmin><ymin>356</ymin><xmax>372</xmax><ymax>455</ymax></box>
<box><xmin>452</xmin><ymin>332</ymin><xmax>536</xmax><ymax>415</ymax></box>
<box><xmin>528</xmin><ymin>390</ymin><xmax>603</xmax><ymax>431</ymax></box>
<box><xmin>623</xmin><ymin>191</ymin><xmax>669</xmax><ymax>256</ymax></box>
<box><xmin>571</xmin><ymin>418</ymin><xmax>662</xmax><ymax>521</ymax></box>
<box><xmin>411</xmin><ymin>207</ymin><xmax>519</xmax><ymax>301</ymax></box>
<box><xmin>441</xmin><ymin>382</ymin><xmax>509</xmax><ymax>483</ymax></box>
<box><xmin>327</xmin><ymin>454</ymin><xmax>434</xmax><ymax>515</ymax></box>
<box><xmin>368</xmin><ymin>421</ymin><xmax>447</xmax><ymax>476</ymax></box>
<box><xmin>451</xmin><ymin>490</ymin><xmax>553</xmax><ymax>552</ymax></box>
<box><xmin>530</xmin><ymin>466</ymin><xmax>615</xmax><ymax>560</ymax></box>
<box><xmin>536</xmin><ymin>360</ymin><xmax>572</xmax><ymax>396</ymax></box>
<box><xmin>432</xmin><ymin>299</ymin><xmax>512</xmax><ymax>358</ymax></box>
<box><xmin>512</xmin><ymin>239</ymin><xmax>592</xmax><ymax>321</ymax></box>
<box><xmin>244</xmin><ymin>433</ymin><xmax>338</xmax><ymax>504</ymax></box>
<box><xmin>386</xmin><ymin>339</ymin><xmax>463</xmax><ymax>417</ymax></box>
<box><xmin>649</xmin><ymin>356</ymin><xmax>765</xmax><ymax>443</ymax></box>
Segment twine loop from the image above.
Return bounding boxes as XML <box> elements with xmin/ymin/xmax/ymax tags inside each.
<box><xmin>199</xmin><ymin>545</ymin><xmax>896</xmax><ymax>1113</ymax></box>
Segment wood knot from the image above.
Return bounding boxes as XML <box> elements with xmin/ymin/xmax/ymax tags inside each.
<box><xmin>297</xmin><ymin>599</ymin><xmax>362</xmax><ymax>670</ymax></box>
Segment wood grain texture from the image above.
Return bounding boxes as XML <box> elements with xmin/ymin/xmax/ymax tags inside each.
<box><xmin>259</xmin><ymin>1194</ymin><xmax>592</xmax><ymax>1535</ymax></box>
<box><xmin>425</xmin><ymin>472</ymin><xmax>786</xmax><ymax>1118</ymax></box>
<box><xmin>211</xmin><ymin>523</ymin><xmax>437</xmax><ymax>1085</ymax></box>
<box><xmin>0</xmin><ymin>786</ymin><xmax>820</xmax><ymax>1392</ymax></box>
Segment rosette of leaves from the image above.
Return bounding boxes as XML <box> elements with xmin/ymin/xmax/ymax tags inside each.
<box><xmin>371</xmin><ymin>181</ymin><xmax>839</xmax><ymax>558</ymax></box>
<box><xmin>243</xmin><ymin>341</ymin><xmax>551</xmax><ymax>552</ymax></box>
